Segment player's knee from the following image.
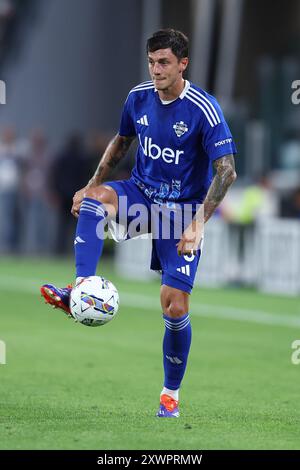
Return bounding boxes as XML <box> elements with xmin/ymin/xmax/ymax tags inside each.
<box><xmin>161</xmin><ymin>286</ymin><xmax>189</xmax><ymax>318</ymax></box>
<box><xmin>165</xmin><ymin>299</ymin><xmax>187</xmax><ymax>318</ymax></box>
<box><xmin>84</xmin><ymin>186</ymin><xmax>109</xmax><ymax>203</ymax></box>
<box><xmin>84</xmin><ymin>186</ymin><xmax>118</xmax><ymax>215</ymax></box>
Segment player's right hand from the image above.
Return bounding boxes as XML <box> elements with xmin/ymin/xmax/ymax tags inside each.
<box><xmin>71</xmin><ymin>185</ymin><xmax>95</xmax><ymax>218</ymax></box>
<box><xmin>176</xmin><ymin>219</ymin><xmax>204</xmax><ymax>256</ymax></box>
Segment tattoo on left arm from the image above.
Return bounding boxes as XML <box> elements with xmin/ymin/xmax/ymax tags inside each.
<box><xmin>204</xmin><ymin>154</ymin><xmax>237</xmax><ymax>223</ymax></box>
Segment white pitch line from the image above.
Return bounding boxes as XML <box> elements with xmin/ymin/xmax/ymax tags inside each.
<box><xmin>0</xmin><ymin>275</ymin><xmax>299</xmax><ymax>329</ymax></box>
<box><xmin>121</xmin><ymin>293</ymin><xmax>300</xmax><ymax>328</ymax></box>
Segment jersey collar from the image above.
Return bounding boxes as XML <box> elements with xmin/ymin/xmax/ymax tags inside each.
<box><xmin>155</xmin><ymin>80</ymin><xmax>191</xmax><ymax>106</ymax></box>
<box><xmin>179</xmin><ymin>80</ymin><xmax>190</xmax><ymax>99</ymax></box>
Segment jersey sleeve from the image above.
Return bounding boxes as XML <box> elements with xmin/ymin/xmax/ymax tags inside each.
<box><xmin>118</xmin><ymin>94</ymin><xmax>136</xmax><ymax>137</ymax></box>
<box><xmin>200</xmin><ymin>98</ymin><xmax>237</xmax><ymax>161</ymax></box>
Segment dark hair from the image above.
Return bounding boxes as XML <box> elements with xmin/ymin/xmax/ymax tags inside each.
<box><xmin>146</xmin><ymin>29</ymin><xmax>189</xmax><ymax>60</ymax></box>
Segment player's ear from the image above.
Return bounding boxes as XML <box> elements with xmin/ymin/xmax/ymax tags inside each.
<box><xmin>180</xmin><ymin>57</ymin><xmax>189</xmax><ymax>73</ymax></box>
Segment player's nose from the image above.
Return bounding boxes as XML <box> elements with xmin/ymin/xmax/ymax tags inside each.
<box><xmin>153</xmin><ymin>63</ymin><xmax>161</xmax><ymax>75</ymax></box>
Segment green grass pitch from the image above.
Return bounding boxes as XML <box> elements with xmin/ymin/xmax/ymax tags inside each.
<box><xmin>0</xmin><ymin>257</ymin><xmax>299</xmax><ymax>450</ymax></box>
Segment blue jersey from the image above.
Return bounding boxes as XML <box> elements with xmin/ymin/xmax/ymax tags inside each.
<box><xmin>119</xmin><ymin>80</ymin><xmax>237</xmax><ymax>204</ymax></box>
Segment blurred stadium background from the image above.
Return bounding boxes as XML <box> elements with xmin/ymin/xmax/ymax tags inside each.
<box><xmin>0</xmin><ymin>0</ymin><xmax>300</xmax><ymax>450</ymax></box>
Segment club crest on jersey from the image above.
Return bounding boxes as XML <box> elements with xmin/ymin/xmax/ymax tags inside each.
<box><xmin>173</xmin><ymin>121</ymin><xmax>188</xmax><ymax>137</ymax></box>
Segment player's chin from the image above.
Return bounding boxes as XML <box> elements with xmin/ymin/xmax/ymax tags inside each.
<box><xmin>153</xmin><ymin>79</ymin><xmax>167</xmax><ymax>89</ymax></box>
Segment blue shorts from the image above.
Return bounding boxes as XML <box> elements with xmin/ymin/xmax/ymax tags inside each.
<box><xmin>105</xmin><ymin>179</ymin><xmax>202</xmax><ymax>294</ymax></box>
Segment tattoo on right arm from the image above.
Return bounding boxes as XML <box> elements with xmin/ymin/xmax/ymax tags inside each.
<box><xmin>91</xmin><ymin>134</ymin><xmax>135</xmax><ymax>185</ymax></box>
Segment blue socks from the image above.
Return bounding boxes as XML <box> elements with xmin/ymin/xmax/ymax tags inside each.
<box><xmin>162</xmin><ymin>313</ymin><xmax>192</xmax><ymax>390</ymax></box>
<box><xmin>74</xmin><ymin>198</ymin><xmax>107</xmax><ymax>278</ymax></box>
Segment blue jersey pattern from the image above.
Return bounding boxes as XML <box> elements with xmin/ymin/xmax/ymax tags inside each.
<box><xmin>119</xmin><ymin>80</ymin><xmax>237</xmax><ymax>204</ymax></box>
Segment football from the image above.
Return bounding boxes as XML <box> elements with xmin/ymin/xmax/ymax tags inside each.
<box><xmin>70</xmin><ymin>276</ymin><xmax>119</xmax><ymax>327</ymax></box>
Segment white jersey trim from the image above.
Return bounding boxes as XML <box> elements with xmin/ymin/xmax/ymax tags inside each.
<box><xmin>179</xmin><ymin>80</ymin><xmax>191</xmax><ymax>99</ymax></box>
<box><xmin>189</xmin><ymin>86</ymin><xmax>221</xmax><ymax>124</ymax></box>
<box><xmin>129</xmin><ymin>81</ymin><xmax>155</xmax><ymax>94</ymax></box>
<box><xmin>132</xmin><ymin>80</ymin><xmax>153</xmax><ymax>88</ymax></box>
<box><xmin>185</xmin><ymin>92</ymin><xmax>216</xmax><ymax>127</ymax></box>
<box><xmin>186</xmin><ymin>90</ymin><xmax>220</xmax><ymax>126</ymax></box>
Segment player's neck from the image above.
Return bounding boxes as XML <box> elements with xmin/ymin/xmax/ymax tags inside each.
<box><xmin>157</xmin><ymin>78</ymin><xmax>185</xmax><ymax>102</ymax></box>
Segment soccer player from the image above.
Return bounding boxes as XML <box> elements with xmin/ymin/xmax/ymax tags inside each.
<box><xmin>41</xmin><ymin>29</ymin><xmax>237</xmax><ymax>418</ymax></box>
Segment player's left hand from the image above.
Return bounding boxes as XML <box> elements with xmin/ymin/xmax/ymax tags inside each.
<box><xmin>176</xmin><ymin>219</ymin><xmax>203</xmax><ymax>256</ymax></box>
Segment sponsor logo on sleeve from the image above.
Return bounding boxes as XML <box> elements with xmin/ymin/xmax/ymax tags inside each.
<box><xmin>214</xmin><ymin>138</ymin><xmax>232</xmax><ymax>147</ymax></box>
